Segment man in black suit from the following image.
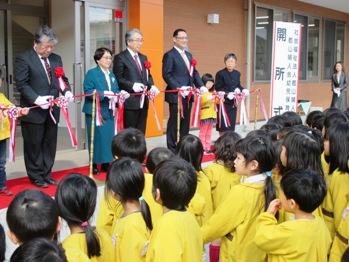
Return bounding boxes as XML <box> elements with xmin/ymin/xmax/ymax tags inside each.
<box><xmin>162</xmin><ymin>28</ymin><xmax>207</xmax><ymax>152</ymax></box>
<box><xmin>15</xmin><ymin>25</ymin><xmax>72</xmax><ymax>187</ymax></box>
<box><xmin>113</xmin><ymin>28</ymin><xmax>159</xmax><ymax>134</ymax></box>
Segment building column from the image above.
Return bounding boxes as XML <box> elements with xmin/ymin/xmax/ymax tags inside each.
<box><xmin>128</xmin><ymin>0</ymin><xmax>164</xmax><ymax>137</ymax></box>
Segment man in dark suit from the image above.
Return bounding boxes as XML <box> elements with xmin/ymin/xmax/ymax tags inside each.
<box><xmin>162</xmin><ymin>28</ymin><xmax>207</xmax><ymax>152</ymax></box>
<box><xmin>15</xmin><ymin>25</ymin><xmax>72</xmax><ymax>187</ymax></box>
<box><xmin>113</xmin><ymin>28</ymin><xmax>159</xmax><ymax>134</ymax></box>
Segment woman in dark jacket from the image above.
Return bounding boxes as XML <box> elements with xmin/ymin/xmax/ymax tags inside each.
<box><xmin>215</xmin><ymin>53</ymin><xmax>247</xmax><ymax>134</ymax></box>
<box><xmin>330</xmin><ymin>61</ymin><xmax>348</xmax><ymax>111</ymax></box>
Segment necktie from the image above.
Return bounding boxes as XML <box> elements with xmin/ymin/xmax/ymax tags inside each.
<box><xmin>41</xmin><ymin>57</ymin><xmax>52</xmax><ymax>83</ymax></box>
<box><xmin>180</xmin><ymin>51</ymin><xmax>190</xmax><ymax>71</ymax></box>
<box><xmin>134</xmin><ymin>54</ymin><xmax>143</xmax><ymax>75</ymax></box>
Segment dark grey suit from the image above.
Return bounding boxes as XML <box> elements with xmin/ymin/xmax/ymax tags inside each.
<box><xmin>15</xmin><ymin>48</ymin><xmax>70</xmax><ymax>183</ymax></box>
<box><xmin>162</xmin><ymin>47</ymin><xmax>203</xmax><ymax>152</ymax></box>
<box><xmin>113</xmin><ymin>49</ymin><xmax>154</xmax><ymax>133</ymax></box>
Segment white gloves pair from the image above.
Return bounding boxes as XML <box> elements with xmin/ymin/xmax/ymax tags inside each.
<box><xmin>334</xmin><ymin>88</ymin><xmax>341</xmax><ymax>97</ymax></box>
<box><xmin>104</xmin><ymin>90</ymin><xmax>130</xmax><ymax>102</ymax></box>
<box><xmin>132</xmin><ymin>83</ymin><xmax>160</xmax><ymax>96</ymax></box>
<box><xmin>226</xmin><ymin>88</ymin><xmax>250</xmax><ymax>100</ymax></box>
<box><xmin>179</xmin><ymin>86</ymin><xmax>191</xmax><ymax>98</ymax></box>
<box><xmin>34</xmin><ymin>95</ymin><xmax>53</xmax><ymax>109</ymax></box>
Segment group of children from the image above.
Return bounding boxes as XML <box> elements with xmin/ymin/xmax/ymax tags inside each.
<box><xmin>2</xmin><ymin>67</ymin><xmax>349</xmax><ymax>260</ymax></box>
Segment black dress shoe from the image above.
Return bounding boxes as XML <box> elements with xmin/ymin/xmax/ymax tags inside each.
<box><xmin>44</xmin><ymin>178</ymin><xmax>57</xmax><ymax>185</ymax></box>
<box><xmin>93</xmin><ymin>164</ymin><xmax>99</xmax><ymax>175</ymax></box>
<box><xmin>101</xmin><ymin>163</ymin><xmax>110</xmax><ymax>172</ymax></box>
<box><xmin>32</xmin><ymin>180</ymin><xmax>48</xmax><ymax>188</ymax></box>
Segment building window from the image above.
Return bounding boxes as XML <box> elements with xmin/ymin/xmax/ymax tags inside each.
<box><xmin>254</xmin><ymin>6</ymin><xmax>290</xmax><ymax>81</ymax></box>
<box><xmin>294</xmin><ymin>14</ymin><xmax>320</xmax><ymax>80</ymax></box>
<box><xmin>323</xmin><ymin>20</ymin><xmax>345</xmax><ymax>79</ymax></box>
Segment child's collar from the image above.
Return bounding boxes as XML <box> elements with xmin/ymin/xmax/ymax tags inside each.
<box><xmin>241</xmin><ymin>173</ymin><xmax>266</xmax><ymax>184</ymax></box>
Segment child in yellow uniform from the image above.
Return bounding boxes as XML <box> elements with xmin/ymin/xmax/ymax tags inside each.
<box><xmin>330</xmin><ymin>199</ymin><xmax>349</xmax><ymax>261</ymax></box>
<box><xmin>96</xmin><ymin>128</ymin><xmax>147</xmax><ymax>234</ymax></box>
<box><xmin>255</xmin><ymin>169</ymin><xmax>330</xmax><ymax>262</ymax></box>
<box><xmin>177</xmin><ymin>134</ymin><xmax>213</xmax><ymax>226</ymax></box>
<box><xmin>278</xmin><ymin>130</ymin><xmax>324</xmax><ymax>222</ymax></box>
<box><xmin>146</xmin><ymin>158</ymin><xmax>203</xmax><ymax>262</ymax></box>
<box><xmin>204</xmin><ymin>131</ymin><xmax>241</xmax><ymax>211</ymax></box>
<box><xmin>56</xmin><ymin>174</ymin><xmax>115</xmax><ymax>261</ymax></box>
<box><xmin>198</xmin><ymin>73</ymin><xmax>216</xmax><ymax>153</ymax></box>
<box><xmin>0</xmin><ymin>90</ymin><xmax>28</xmax><ymax>195</ymax></box>
<box><xmin>145</xmin><ymin>147</ymin><xmax>175</xmax><ymax>225</ymax></box>
<box><xmin>106</xmin><ymin>158</ymin><xmax>152</xmax><ymax>262</ymax></box>
<box><xmin>201</xmin><ymin>134</ymin><xmax>276</xmax><ymax>262</ymax></box>
<box><xmin>322</xmin><ymin>123</ymin><xmax>349</xmax><ymax>239</ymax></box>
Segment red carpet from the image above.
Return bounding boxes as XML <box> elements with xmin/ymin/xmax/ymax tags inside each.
<box><xmin>0</xmin><ymin>153</ymin><xmax>215</xmax><ymax>210</ymax></box>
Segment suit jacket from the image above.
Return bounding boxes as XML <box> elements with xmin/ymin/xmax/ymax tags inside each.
<box><xmin>215</xmin><ymin>68</ymin><xmax>243</xmax><ymax>105</ymax></box>
<box><xmin>332</xmin><ymin>73</ymin><xmax>348</xmax><ymax>91</ymax></box>
<box><xmin>15</xmin><ymin>48</ymin><xmax>70</xmax><ymax>124</ymax></box>
<box><xmin>162</xmin><ymin>47</ymin><xmax>204</xmax><ymax>104</ymax></box>
<box><xmin>82</xmin><ymin>66</ymin><xmax>120</xmax><ymax>119</ymax></box>
<box><xmin>113</xmin><ymin>49</ymin><xmax>154</xmax><ymax>110</ymax></box>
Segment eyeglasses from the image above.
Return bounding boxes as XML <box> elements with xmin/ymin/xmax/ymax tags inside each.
<box><xmin>102</xmin><ymin>56</ymin><xmax>112</xmax><ymax>60</ymax></box>
<box><xmin>176</xmin><ymin>36</ymin><xmax>189</xmax><ymax>40</ymax></box>
<box><xmin>130</xmin><ymin>38</ymin><xmax>144</xmax><ymax>43</ymax></box>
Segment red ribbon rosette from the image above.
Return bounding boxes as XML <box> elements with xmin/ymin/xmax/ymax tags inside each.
<box><xmin>144</xmin><ymin>60</ymin><xmax>151</xmax><ymax>82</ymax></box>
<box><xmin>54</xmin><ymin>67</ymin><xmax>64</xmax><ymax>78</ymax></box>
<box><xmin>144</xmin><ymin>60</ymin><xmax>151</xmax><ymax>69</ymax></box>
<box><xmin>190</xmin><ymin>58</ymin><xmax>197</xmax><ymax>77</ymax></box>
<box><xmin>54</xmin><ymin>67</ymin><xmax>67</xmax><ymax>92</ymax></box>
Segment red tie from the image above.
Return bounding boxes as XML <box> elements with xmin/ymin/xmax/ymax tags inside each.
<box><xmin>41</xmin><ymin>57</ymin><xmax>52</xmax><ymax>83</ymax></box>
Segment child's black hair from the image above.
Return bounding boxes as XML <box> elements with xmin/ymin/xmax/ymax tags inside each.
<box><xmin>146</xmin><ymin>147</ymin><xmax>175</xmax><ymax>174</ymax></box>
<box><xmin>153</xmin><ymin>158</ymin><xmax>197</xmax><ymax>211</ymax></box>
<box><xmin>213</xmin><ymin>131</ymin><xmax>241</xmax><ymax>171</ymax></box>
<box><xmin>280</xmin><ymin>131</ymin><xmax>323</xmax><ymax>176</ymax></box>
<box><xmin>6</xmin><ymin>190</ymin><xmax>58</xmax><ymax>243</ymax></box>
<box><xmin>325</xmin><ymin>122</ymin><xmax>349</xmax><ymax>174</ymax></box>
<box><xmin>260</xmin><ymin>123</ymin><xmax>281</xmax><ymax>141</ymax></box>
<box><xmin>282</xmin><ymin>111</ymin><xmax>302</xmax><ymax>127</ymax></box>
<box><xmin>111</xmin><ymin>127</ymin><xmax>147</xmax><ymax>163</ymax></box>
<box><xmin>266</xmin><ymin>115</ymin><xmax>287</xmax><ymax>128</ymax></box>
<box><xmin>311</xmin><ymin>114</ymin><xmax>325</xmax><ymax>131</ymax></box>
<box><xmin>201</xmin><ymin>73</ymin><xmax>215</xmax><ymax>92</ymax></box>
<box><xmin>106</xmin><ymin>158</ymin><xmax>152</xmax><ymax>230</ymax></box>
<box><xmin>235</xmin><ymin>135</ymin><xmax>276</xmax><ymax>211</ymax></box>
<box><xmin>281</xmin><ymin>169</ymin><xmax>327</xmax><ymax>213</ymax></box>
<box><xmin>323</xmin><ymin>111</ymin><xmax>347</xmax><ymax>136</ymax></box>
<box><xmin>10</xmin><ymin>238</ymin><xmax>67</xmax><ymax>262</ymax></box>
<box><xmin>176</xmin><ymin>134</ymin><xmax>203</xmax><ymax>172</ymax></box>
<box><xmin>55</xmin><ymin>174</ymin><xmax>100</xmax><ymax>258</ymax></box>
<box><xmin>306</xmin><ymin>110</ymin><xmax>323</xmax><ymax>126</ymax></box>
<box><xmin>0</xmin><ymin>225</ymin><xmax>5</xmax><ymax>262</ymax></box>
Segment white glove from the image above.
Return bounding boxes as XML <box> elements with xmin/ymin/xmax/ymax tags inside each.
<box><xmin>334</xmin><ymin>88</ymin><xmax>341</xmax><ymax>97</ymax></box>
<box><xmin>120</xmin><ymin>90</ymin><xmax>130</xmax><ymax>99</ymax></box>
<box><xmin>103</xmin><ymin>90</ymin><xmax>114</xmax><ymax>99</ymax></box>
<box><xmin>34</xmin><ymin>95</ymin><xmax>53</xmax><ymax>109</ymax></box>
<box><xmin>217</xmin><ymin>91</ymin><xmax>225</xmax><ymax>99</ymax></box>
<box><xmin>150</xmin><ymin>85</ymin><xmax>160</xmax><ymax>96</ymax></box>
<box><xmin>179</xmin><ymin>86</ymin><xmax>190</xmax><ymax>98</ymax></box>
<box><xmin>227</xmin><ymin>92</ymin><xmax>235</xmax><ymax>100</ymax></box>
<box><xmin>64</xmin><ymin>91</ymin><xmax>74</xmax><ymax>102</ymax></box>
<box><xmin>132</xmin><ymin>83</ymin><xmax>144</xmax><ymax>93</ymax></box>
<box><xmin>242</xmin><ymin>89</ymin><xmax>250</xmax><ymax>96</ymax></box>
<box><xmin>199</xmin><ymin>86</ymin><xmax>208</xmax><ymax>94</ymax></box>
<box><xmin>234</xmin><ymin>88</ymin><xmax>241</xmax><ymax>94</ymax></box>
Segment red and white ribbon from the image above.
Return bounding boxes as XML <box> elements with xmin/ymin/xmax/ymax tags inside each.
<box><xmin>95</xmin><ymin>92</ymin><xmax>103</xmax><ymax>126</ymax></box>
<box><xmin>48</xmin><ymin>97</ymin><xmax>57</xmax><ymax>124</ymax></box>
<box><xmin>148</xmin><ymin>92</ymin><xmax>162</xmax><ymax>131</ymax></box>
<box><xmin>7</xmin><ymin>107</ymin><xmax>19</xmax><ymax>162</ymax></box>
<box><xmin>239</xmin><ymin>96</ymin><xmax>249</xmax><ymax>125</ymax></box>
<box><xmin>216</xmin><ymin>95</ymin><xmax>230</xmax><ymax>128</ymax></box>
<box><xmin>116</xmin><ymin>95</ymin><xmax>125</xmax><ymax>133</ymax></box>
<box><xmin>140</xmin><ymin>88</ymin><xmax>146</xmax><ymax>109</ymax></box>
<box><xmin>55</xmin><ymin>96</ymin><xmax>77</xmax><ymax>147</ymax></box>
<box><xmin>191</xmin><ymin>89</ymin><xmax>201</xmax><ymax>128</ymax></box>
<box><xmin>259</xmin><ymin>95</ymin><xmax>269</xmax><ymax>120</ymax></box>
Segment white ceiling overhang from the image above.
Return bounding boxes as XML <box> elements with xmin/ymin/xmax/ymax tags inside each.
<box><xmin>298</xmin><ymin>0</ymin><xmax>349</xmax><ymax>14</ymax></box>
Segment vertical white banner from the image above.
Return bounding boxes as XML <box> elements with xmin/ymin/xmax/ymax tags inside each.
<box><xmin>270</xmin><ymin>21</ymin><xmax>301</xmax><ymax>116</ymax></box>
